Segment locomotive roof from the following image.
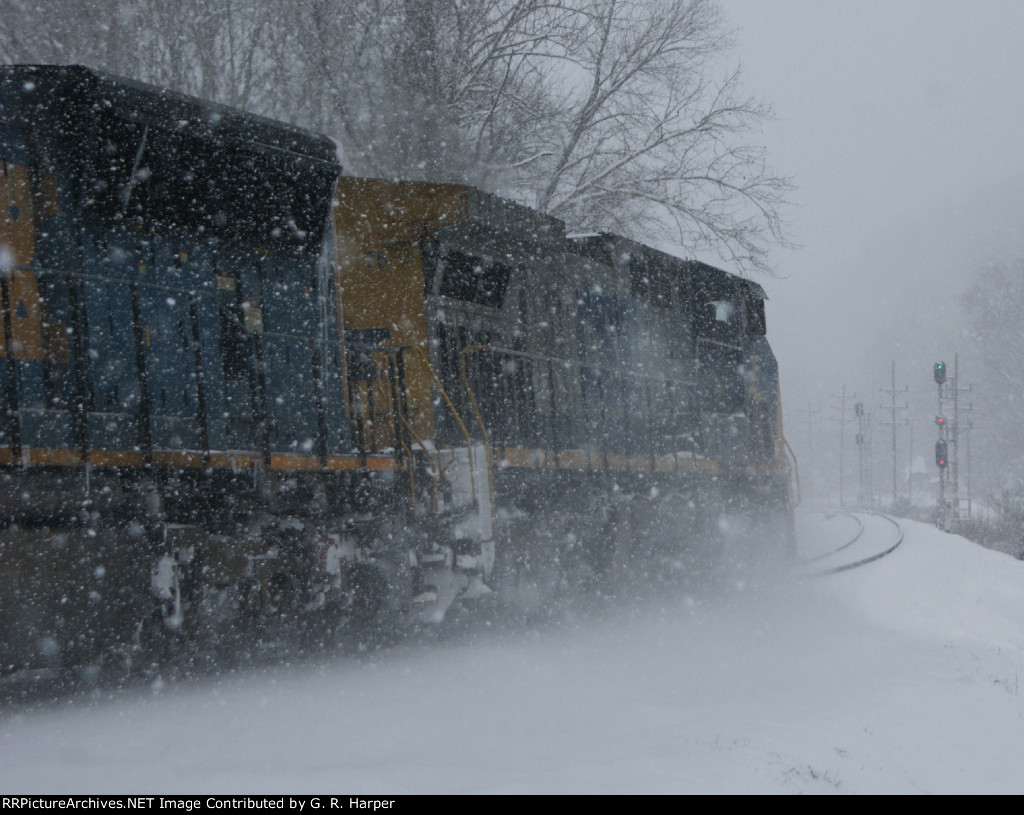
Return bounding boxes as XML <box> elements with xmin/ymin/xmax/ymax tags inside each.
<box><xmin>431</xmin><ymin>190</ymin><xmax>566</xmax><ymax>269</ymax></box>
<box><xmin>1</xmin><ymin>65</ymin><xmax>341</xmax><ymax>255</ymax></box>
<box><xmin>333</xmin><ymin>177</ymin><xmax>767</xmax><ymax>301</ymax></box>
<box><xmin>463</xmin><ymin>187</ymin><xmax>565</xmax><ymax>242</ymax></box>
<box><xmin>0</xmin><ymin>64</ymin><xmax>340</xmax><ymax>168</ymax></box>
<box><xmin>570</xmin><ymin>231</ymin><xmax>767</xmax><ymax>300</ymax></box>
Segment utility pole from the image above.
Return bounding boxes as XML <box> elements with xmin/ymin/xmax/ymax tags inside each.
<box><xmin>965</xmin><ymin>414</ymin><xmax>972</xmax><ymax>521</ymax></box>
<box><xmin>854</xmin><ymin>400</ymin><xmax>865</xmax><ymax>507</ymax></box>
<box><xmin>796</xmin><ymin>400</ymin><xmax>822</xmax><ymax>439</ymax></box>
<box><xmin>795</xmin><ymin>400</ymin><xmax>822</xmax><ymax>504</ymax></box>
<box><xmin>831</xmin><ymin>384</ymin><xmax>847</xmax><ymax>505</ymax></box>
<box><xmin>907</xmin><ymin>418</ymin><xmax>915</xmax><ymax>505</ymax></box>
<box><xmin>879</xmin><ymin>361</ymin><xmax>908</xmax><ymax>510</ymax></box>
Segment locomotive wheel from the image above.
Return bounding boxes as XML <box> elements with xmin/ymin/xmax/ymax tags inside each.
<box><xmin>347</xmin><ymin>564</ymin><xmax>388</xmax><ymax>626</ymax></box>
<box><xmin>130</xmin><ymin>605</ymin><xmax>188</xmax><ymax>678</ymax></box>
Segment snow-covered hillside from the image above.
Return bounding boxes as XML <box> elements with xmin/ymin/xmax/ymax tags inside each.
<box><xmin>2</xmin><ymin>513</ymin><xmax>1022</xmax><ymax>794</ymax></box>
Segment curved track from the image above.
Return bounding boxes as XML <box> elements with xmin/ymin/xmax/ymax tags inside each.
<box><xmin>797</xmin><ymin>511</ymin><xmax>904</xmax><ymax>578</ymax></box>
<box><xmin>800</xmin><ymin>511</ymin><xmax>865</xmax><ymax>563</ymax></box>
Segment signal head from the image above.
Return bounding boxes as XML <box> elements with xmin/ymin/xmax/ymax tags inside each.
<box><xmin>934</xmin><ymin>361</ymin><xmax>947</xmax><ymax>385</ymax></box>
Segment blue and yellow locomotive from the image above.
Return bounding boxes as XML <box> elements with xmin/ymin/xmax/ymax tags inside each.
<box><xmin>0</xmin><ymin>66</ymin><xmax>793</xmax><ymax>676</ymax></box>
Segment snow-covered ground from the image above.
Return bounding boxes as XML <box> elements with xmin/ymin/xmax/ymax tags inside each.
<box><xmin>2</xmin><ymin>513</ymin><xmax>1023</xmax><ymax>794</ymax></box>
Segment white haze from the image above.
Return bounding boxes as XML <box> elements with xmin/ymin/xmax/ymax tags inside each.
<box><xmin>3</xmin><ymin>3</ymin><xmax>1023</xmax><ymax>795</ymax></box>
<box><xmin>720</xmin><ymin>1</ymin><xmax>1024</xmax><ymax>500</ymax></box>
<box><xmin>2</xmin><ymin>514</ymin><xmax>1023</xmax><ymax>794</ymax></box>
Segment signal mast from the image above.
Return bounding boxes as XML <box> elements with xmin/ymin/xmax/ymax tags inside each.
<box><xmin>933</xmin><ymin>357</ymin><xmax>972</xmax><ymax>531</ymax></box>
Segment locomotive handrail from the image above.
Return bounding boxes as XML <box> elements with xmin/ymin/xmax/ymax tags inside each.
<box><xmin>396</xmin><ymin>412</ymin><xmax>441</xmax><ymax>518</ymax></box>
<box><xmin>481</xmin><ymin>342</ymin><xmax>697</xmax><ymax>388</ymax></box>
<box><xmin>454</xmin><ymin>342</ymin><xmax>705</xmax><ymax>461</ymax></box>
<box><xmin>457</xmin><ymin>347</ymin><xmax>490</xmax><ymax>451</ymax></box>
<box><xmin>396</xmin><ymin>432</ymin><xmax>418</xmax><ymax>503</ymax></box>
<box><xmin>784</xmin><ymin>435</ymin><xmax>801</xmax><ymax>508</ymax></box>
<box><xmin>696</xmin><ymin>335</ymin><xmax>744</xmax><ymax>352</ymax></box>
<box><xmin>399</xmin><ymin>345</ymin><xmax>477</xmax><ymax>504</ymax></box>
<box><xmin>459</xmin><ymin>345</ymin><xmax>495</xmax><ymax>509</ymax></box>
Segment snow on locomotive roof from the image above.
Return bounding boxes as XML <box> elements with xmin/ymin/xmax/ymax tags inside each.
<box><xmin>1</xmin><ymin>64</ymin><xmax>340</xmax><ymax>254</ymax></box>
<box><xmin>567</xmin><ymin>231</ymin><xmax>767</xmax><ymax>298</ymax></box>
<box><xmin>0</xmin><ymin>64</ymin><xmax>341</xmax><ymax>168</ymax></box>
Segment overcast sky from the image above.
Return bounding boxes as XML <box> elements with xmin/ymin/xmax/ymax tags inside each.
<box><xmin>718</xmin><ymin>0</ymin><xmax>1024</xmax><ymax>499</ymax></box>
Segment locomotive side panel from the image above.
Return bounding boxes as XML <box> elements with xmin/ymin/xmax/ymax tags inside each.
<box><xmin>0</xmin><ymin>66</ymin><xmax>368</xmax><ymax>676</ymax></box>
<box><xmin>0</xmin><ymin>66</ymin><xmax>344</xmax><ymax>473</ymax></box>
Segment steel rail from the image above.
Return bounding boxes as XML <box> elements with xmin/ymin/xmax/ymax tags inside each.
<box><xmin>800</xmin><ymin>512</ymin><xmax>904</xmax><ymax>578</ymax></box>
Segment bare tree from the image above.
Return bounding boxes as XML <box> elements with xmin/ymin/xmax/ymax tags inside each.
<box><xmin>0</xmin><ymin>0</ymin><xmax>119</xmax><ymax>66</ymax></box>
<box><xmin>295</xmin><ymin>0</ymin><xmax>791</xmax><ymax>270</ymax></box>
<box><xmin>0</xmin><ymin>0</ymin><xmax>282</xmax><ymax>116</ymax></box>
<box><xmin>295</xmin><ymin>0</ymin><xmax>566</xmax><ymax>187</ymax></box>
<box><xmin>963</xmin><ymin>259</ymin><xmax>1024</xmax><ymax>402</ymax></box>
<box><xmin>960</xmin><ymin>259</ymin><xmax>1024</xmax><ymax>547</ymax></box>
<box><xmin>1</xmin><ymin>0</ymin><xmax>791</xmax><ymax>272</ymax></box>
<box><xmin>963</xmin><ymin>258</ymin><xmax>1024</xmax><ymax>484</ymax></box>
<box><xmin>517</xmin><ymin>0</ymin><xmax>790</xmax><ymax>272</ymax></box>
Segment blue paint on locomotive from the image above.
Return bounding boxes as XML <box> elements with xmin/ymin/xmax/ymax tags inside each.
<box><xmin>0</xmin><ymin>65</ymin><xmax>349</xmax><ymax>460</ymax></box>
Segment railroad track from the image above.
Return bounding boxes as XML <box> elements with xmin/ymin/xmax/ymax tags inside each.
<box><xmin>796</xmin><ymin>510</ymin><xmax>904</xmax><ymax>578</ymax></box>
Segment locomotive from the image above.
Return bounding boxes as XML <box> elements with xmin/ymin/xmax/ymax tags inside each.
<box><xmin>0</xmin><ymin>65</ymin><xmax>794</xmax><ymax>678</ymax></box>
